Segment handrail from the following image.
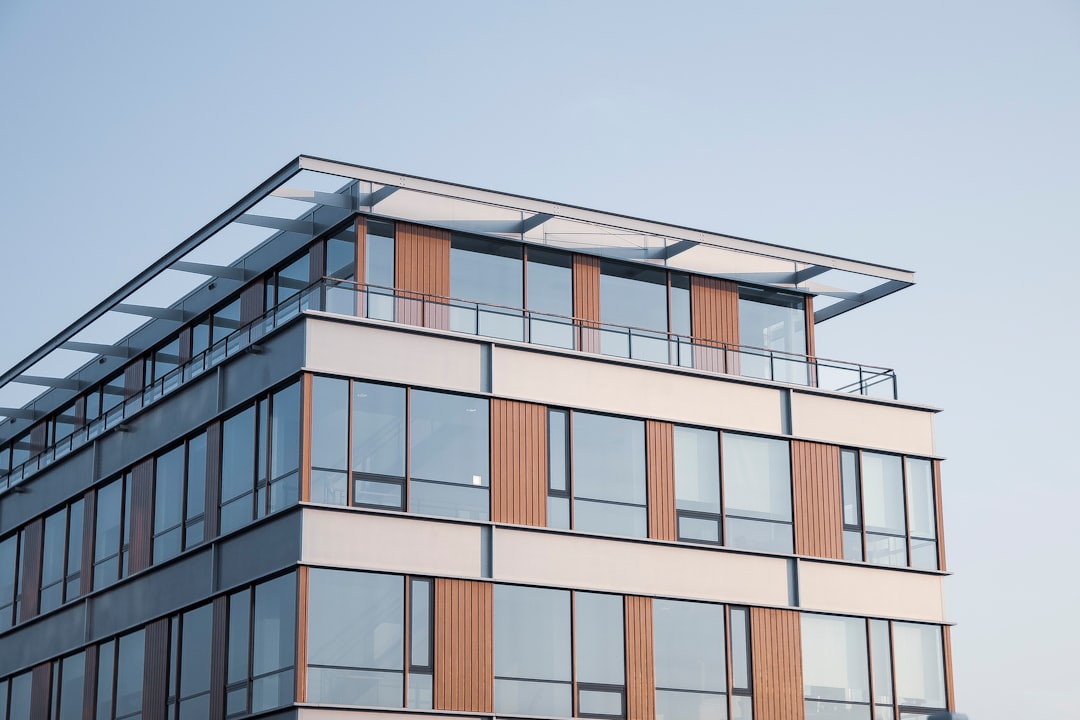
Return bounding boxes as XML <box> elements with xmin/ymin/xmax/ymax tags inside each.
<box><xmin>0</xmin><ymin>277</ymin><xmax>898</xmax><ymax>494</ymax></box>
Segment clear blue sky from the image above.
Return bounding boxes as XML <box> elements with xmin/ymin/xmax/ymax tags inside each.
<box><xmin>2</xmin><ymin>2</ymin><xmax>1078</xmax><ymax>715</ymax></box>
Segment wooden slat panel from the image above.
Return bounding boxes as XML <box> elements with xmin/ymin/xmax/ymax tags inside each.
<box><xmin>355</xmin><ymin>216</ymin><xmax>367</xmax><ymax>286</ymax></box>
<box><xmin>142</xmin><ymin>618</ymin><xmax>170</xmax><ymax>720</ymax></box>
<box><xmin>572</xmin><ymin>254</ymin><xmax>601</xmax><ymax>353</ymax></box>
<box><xmin>624</xmin><ymin>595</ymin><xmax>655</xmax><ymax>720</ymax></box>
<box><xmin>204</xmin><ymin>422</ymin><xmax>222</xmax><ymax>540</ymax></box>
<box><xmin>83</xmin><ymin>645</ymin><xmax>99</xmax><ymax>720</ymax></box>
<box><xmin>690</xmin><ymin>276</ymin><xmax>740</xmax><ymax>372</ymax></box>
<box><xmin>124</xmin><ymin>358</ymin><xmax>145</xmax><ymax>400</ymax></box>
<box><xmin>177</xmin><ymin>327</ymin><xmax>193</xmax><ymax>366</ymax></box>
<box><xmin>434</xmin><ymin>578</ymin><xmax>493</xmax><ymax>712</ymax></box>
<box><xmin>128</xmin><ymin>458</ymin><xmax>155</xmax><ymax>575</ymax></box>
<box><xmin>296</xmin><ymin>566</ymin><xmax>309</xmax><ymax>702</ymax></box>
<box><xmin>19</xmin><ymin>518</ymin><xmax>43</xmax><ymax>622</ymax></box>
<box><xmin>646</xmin><ymin>420</ymin><xmax>676</xmax><ymax>542</ymax></box>
<box><xmin>491</xmin><ymin>399</ymin><xmax>548</xmax><ymax>527</ymax></box>
<box><xmin>792</xmin><ymin>441</ymin><xmax>844</xmax><ymax>559</ymax></box>
<box><xmin>395</xmin><ymin>222</ymin><xmax>451</xmax><ymax>329</ymax></box>
<box><xmin>74</xmin><ymin>396</ymin><xmax>88</xmax><ymax>431</ymax></box>
<box><xmin>942</xmin><ymin>624</ymin><xmax>956</xmax><ymax>710</ymax></box>
<box><xmin>750</xmin><ymin>607</ymin><xmax>804</xmax><ymax>720</ymax></box>
<box><xmin>29</xmin><ymin>421</ymin><xmax>48</xmax><ymax>456</ymax></box>
<box><xmin>804</xmin><ymin>295</ymin><xmax>816</xmax><ymax>359</ymax></box>
<box><xmin>308</xmin><ymin>242</ymin><xmax>326</xmax><ymax>285</ymax></box>
<box><xmin>238</xmin><ymin>279</ymin><xmax>265</xmax><ymax>325</ymax></box>
<box><xmin>29</xmin><ymin>662</ymin><xmax>52</xmax><ymax>719</ymax></box>
<box><xmin>934</xmin><ymin>460</ymin><xmax>947</xmax><ymax>572</ymax></box>
<box><xmin>80</xmin><ymin>490</ymin><xmax>96</xmax><ymax>597</ymax></box>
<box><xmin>208</xmin><ymin>596</ymin><xmax>228</xmax><ymax>720</ymax></box>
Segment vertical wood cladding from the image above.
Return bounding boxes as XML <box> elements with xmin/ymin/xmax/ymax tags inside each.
<box><xmin>295</xmin><ymin>566</ymin><xmax>309</xmax><ymax>703</ymax></box>
<box><xmin>750</xmin><ymin>607</ymin><xmax>804</xmax><ymax>720</ymax></box>
<box><xmin>18</xmin><ymin>518</ymin><xmax>42</xmax><ymax>622</ymax></box>
<box><xmin>29</xmin><ymin>421</ymin><xmax>48</xmax><ymax>456</ymax></box>
<box><xmin>572</xmin><ymin>254</ymin><xmax>601</xmax><ymax>353</ymax></box>
<box><xmin>943</xmin><ymin>624</ymin><xmax>956</xmax><ymax>710</ymax></box>
<box><xmin>142</xmin><ymin>618</ymin><xmax>170</xmax><ymax>720</ymax></box>
<box><xmin>791</xmin><ymin>441</ymin><xmax>844</xmax><ymax>560</ymax></box>
<box><xmin>29</xmin><ymin>662</ymin><xmax>52</xmax><ymax>720</ymax></box>
<box><xmin>203</xmin><ymin>421</ymin><xmax>222</xmax><ymax>540</ymax></box>
<box><xmin>308</xmin><ymin>242</ymin><xmax>326</xmax><ymax>285</ymax></box>
<box><xmin>128</xmin><ymin>458</ymin><xmax>155</xmax><ymax>575</ymax></box>
<box><xmin>208</xmin><ymin>595</ymin><xmax>229</xmax><ymax>720</ymax></box>
<box><xmin>933</xmin><ymin>460</ymin><xmax>947</xmax><ymax>572</ymax></box>
<box><xmin>83</xmin><ymin>645</ymin><xmax>99</xmax><ymax>719</ymax></box>
<box><xmin>624</xmin><ymin>595</ymin><xmax>656</xmax><ymax>720</ymax></box>
<box><xmin>238</xmin><ymin>279</ymin><xmax>265</xmax><ymax>325</ymax></box>
<box><xmin>645</xmin><ymin>420</ymin><xmax>677</xmax><ymax>542</ymax></box>
<box><xmin>354</xmin><ymin>216</ymin><xmax>367</xmax><ymax>285</ymax></box>
<box><xmin>804</xmin><ymin>295</ymin><xmax>816</xmax><ymax>359</ymax></box>
<box><xmin>690</xmin><ymin>276</ymin><xmax>740</xmax><ymax>373</ymax></box>
<box><xmin>434</xmin><ymin>578</ymin><xmax>493</xmax><ymax>713</ymax></box>
<box><xmin>80</xmin><ymin>490</ymin><xmax>96</xmax><ymax>596</ymax></box>
<box><xmin>124</xmin><ymin>358</ymin><xmax>145</xmax><ymax>400</ymax></box>
<box><xmin>491</xmin><ymin>399</ymin><xmax>548</xmax><ymax>527</ymax></box>
<box><xmin>395</xmin><ymin>222</ymin><xmax>451</xmax><ymax>328</ymax></box>
<box><xmin>177</xmin><ymin>327</ymin><xmax>193</xmax><ymax>365</ymax></box>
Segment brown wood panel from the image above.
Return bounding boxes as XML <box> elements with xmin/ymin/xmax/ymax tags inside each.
<box><xmin>74</xmin><ymin>396</ymin><xmax>88</xmax><ymax>431</ymax></box>
<box><xmin>204</xmin><ymin>421</ymin><xmax>222</xmax><ymax>540</ymax></box>
<box><xmin>354</xmin><ymin>216</ymin><xmax>367</xmax><ymax>285</ymax></box>
<box><xmin>690</xmin><ymin>276</ymin><xmax>740</xmax><ymax>373</ymax></box>
<box><xmin>29</xmin><ymin>662</ymin><xmax>52</xmax><ymax>720</ymax></box>
<box><xmin>19</xmin><ymin>518</ymin><xmax>43</xmax><ymax>622</ymax></box>
<box><xmin>934</xmin><ymin>460</ymin><xmax>947</xmax><ymax>572</ymax></box>
<box><xmin>128</xmin><ymin>458</ymin><xmax>155</xmax><ymax>575</ymax></box>
<box><xmin>804</xmin><ymin>295</ymin><xmax>816</xmax><ymax>359</ymax></box>
<box><xmin>624</xmin><ymin>595</ymin><xmax>655</xmax><ymax>720</ymax></box>
<box><xmin>29</xmin><ymin>421</ymin><xmax>48</xmax><ymax>456</ymax></box>
<box><xmin>750</xmin><ymin>607</ymin><xmax>804</xmax><ymax>720</ymax></box>
<box><xmin>572</xmin><ymin>254</ymin><xmax>601</xmax><ymax>352</ymax></box>
<box><xmin>434</xmin><ymin>578</ymin><xmax>493</xmax><ymax>713</ymax></box>
<box><xmin>296</xmin><ymin>565</ymin><xmax>309</xmax><ymax>702</ymax></box>
<box><xmin>177</xmin><ymin>327</ymin><xmax>193</xmax><ymax>366</ymax></box>
<box><xmin>239</xmin><ymin>279</ymin><xmax>265</xmax><ymax>325</ymax></box>
<box><xmin>791</xmin><ymin>441</ymin><xmax>844</xmax><ymax>559</ymax></box>
<box><xmin>80</xmin><ymin>490</ymin><xmax>96</xmax><ymax>597</ymax></box>
<box><xmin>142</xmin><ymin>618</ymin><xmax>170</xmax><ymax>720</ymax></box>
<box><xmin>646</xmin><ymin>420</ymin><xmax>677</xmax><ymax>541</ymax></box>
<box><xmin>83</xmin><ymin>644</ymin><xmax>99</xmax><ymax>720</ymax></box>
<box><xmin>491</xmin><ymin>399</ymin><xmax>548</xmax><ymax>527</ymax></box>
<box><xmin>395</xmin><ymin>222</ymin><xmax>451</xmax><ymax>328</ymax></box>
<box><xmin>942</xmin><ymin>624</ymin><xmax>955</xmax><ymax>710</ymax></box>
<box><xmin>308</xmin><ymin>242</ymin><xmax>326</xmax><ymax>285</ymax></box>
<box><xmin>208</xmin><ymin>595</ymin><xmax>228</xmax><ymax>720</ymax></box>
<box><xmin>124</xmin><ymin>358</ymin><xmax>145</xmax><ymax>400</ymax></box>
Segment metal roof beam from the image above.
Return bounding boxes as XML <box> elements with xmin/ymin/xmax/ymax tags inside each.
<box><xmin>170</xmin><ymin>261</ymin><xmax>254</xmax><ymax>281</ymax></box>
<box><xmin>662</xmin><ymin>239</ymin><xmax>698</xmax><ymax>260</ymax></box>
<box><xmin>271</xmin><ymin>186</ymin><xmax>355</xmax><ymax>210</ymax></box>
<box><xmin>793</xmin><ymin>265</ymin><xmax>832</xmax><ymax>285</ymax></box>
<box><xmin>60</xmin><ymin>341</ymin><xmax>137</xmax><ymax>358</ymax></box>
<box><xmin>814</xmin><ymin>279</ymin><xmax>911</xmax><ymax>323</ymax></box>
<box><xmin>113</xmin><ymin>304</ymin><xmax>189</xmax><ymax>322</ymax></box>
<box><xmin>362</xmin><ymin>185</ymin><xmax>399</xmax><ymax>208</ymax></box>
<box><xmin>520</xmin><ymin>212</ymin><xmax>553</xmax><ymax>234</ymax></box>
<box><xmin>0</xmin><ymin>407</ymin><xmax>43</xmax><ymax>421</ymax></box>
<box><xmin>12</xmin><ymin>376</ymin><xmax>87</xmax><ymax>391</ymax></box>
<box><xmin>235</xmin><ymin>213</ymin><xmax>313</xmax><ymax>234</ymax></box>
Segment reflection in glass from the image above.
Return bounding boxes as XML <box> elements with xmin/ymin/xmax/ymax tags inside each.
<box><xmin>494</xmin><ymin>585</ymin><xmax>571</xmax><ymax>716</ymax></box>
<box><xmin>252</xmin><ymin>574</ymin><xmax>297</xmax><ymax>712</ymax></box>
<box><xmin>311</xmin><ymin>377</ymin><xmax>348</xmax><ymax>506</ymax></box>
<box><xmin>572</xmin><ymin>412</ymin><xmax>646</xmax><ymax>537</ymax></box>
<box><xmin>353</xmin><ymin>382</ymin><xmax>406</xmax><ymax>479</ymax></box>
<box><xmin>576</xmin><ymin>592</ymin><xmax>625</xmax><ymax>686</ymax></box>
<box><xmin>802</xmin><ymin>614</ymin><xmax>870</xmax><ymax>710</ymax></box>
<box><xmin>893</xmin><ymin>623</ymin><xmax>946</xmax><ymax>710</ymax></box>
<box><xmin>58</xmin><ymin>651</ymin><xmax>85</xmax><ymax>720</ymax></box>
<box><xmin>270</xmin><ymin>382</ymin><xmax>301</xmax><ymax>511</ymax></box>
<box><xmin>723</xmin><ymin>433</ymin><xmax>793</xmax><ymax>553</ymax></box>
<box><xmin>655</xmin><ymin>598</ymin><xmax>726</xmax><ymax>718</ymax></box>
<box><xmin>410</xmin><ymin>391</ymin><xmax>489</xmax><ymax>520</ymax></box>
<box><xmin>451</xmin><ymin>235</ymin><xmax>523</xmax><ymax>341</ymax></box>
<box><xmin>738</xmin><ymin>287</ymin><xmax>807</xmax><ymax>384</ymax></box>
<box><xmin>527</xmin><ymin>248</ymin><xmax>573</xmax><ymax>348</ymax></box>
<box><xmin>675</xmin><ymin>425</ymin><xmax>721</xmax><ymax>515</ymax></box>
<box><xmin>870</xmin><ymin>620</ymin><xmax>892</xmax><ymax>705</ymax></box>
<box><xmin>365</xmin><ymin>219</ymin><xmax>395</xmax><ymax>320</ymax></box>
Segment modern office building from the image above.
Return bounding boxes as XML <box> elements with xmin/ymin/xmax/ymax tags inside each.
<box><xmin>0</xmin><ymin>156</ymin><xmax>955</xmax><ymax>720</ymax></box>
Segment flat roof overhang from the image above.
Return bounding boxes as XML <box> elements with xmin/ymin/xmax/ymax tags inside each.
<box><xmin>0</xmin><ymin>155</ymin><xmax>914</xmax><ymax>443</ymax></box>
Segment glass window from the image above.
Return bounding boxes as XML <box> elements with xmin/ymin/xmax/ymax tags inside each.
<box><xmin>547</xmin><ymin>409</ymin><xmax>570</xmax><ymax>530</ymax></box>
<box><xmin>862</xmin><ymin>453</ymin><xmax>907</xmax><ymax>567</ymax></box>
<box><xmin>600</xmin><ymin>261</ymin><xmax>668</xmax><ymax>362</ymax></box>
<box><xmin>307</xmin><ymin>568</ymin><xmax>404</xmax><ymax>707</ymax></box>
<box><xmin>675</xmin><ymin>426</ymin><xmax>722</xmax><ymax>543</ymax></box>
<box><xmin>494</xmin><ymin>585</ymin><xmax>572</xmax><ymax>717</ymax></box>
<box><xmin>731</xmin><ymin>607</ymin><xmax>752</xmax><ymax>693</ymax></box>
<box><xmin>870</xmin><ymin>620</ymin><xmax>893</xmax><ymax>707</ymax></box>
<box><xmin>40</xmin><ymin>508</ymin><xmax>67</xmax><ymax>613</ymax></box>
<box><xmin>65</xmin><ymin>500</ymin><xmax>84</xmax><ymax>602</ymax></box>
<box><xmin>353</xmin><ymin>382</ymin><xmax>406</xmax><ymax>509</ymax></box>
<box><xmin>154</xmin><ymin>445</ymin><xmax>185</xmax><ymax>563</ymax></box>
<box><xmin>93</xmin><ymin>477</ymin><xmax>127</xmax><ymax>590</ymax></box>
<box><xmin>526</xmin><ymin>248</ymin><xmax>573</xmax><ymax>349</ymax></box>
<box><xmin>185</xmin><ymin>433</ymin><xmax>207</xmax><ymax>548</ymax></box>
<box><xmin>251</xmin><ymin>573</ymin><xmax>296</xmax><ymax>713</ymax></box>
<box><xmin>841</xmin><ymin>449</ymin><xmax>864</xmax><ymax>562</ymax></box>
<box><xmin>57</xmin><ymin>651</ymin><xmax>85</xmax><ymax>720</ymax></box>
<box><xmin>220</xmin><ymin>407</ymin><xmax>256</xmax><ymax>533</ymax></box>
<box><xmin>669</xmin><ymin>273</ymin><xmax>692</xmax><ymax>367</ymax></box>
<box><xmin>269</xmin><ymin>382</ymin><xmax>301</xmax><ymax>512</ymax></box>
<box><xmin>906</xmin><ymin>459</ymin><xmax>937</xmax><ymax>570</ymax></box>
<box><xmin>179</xmin><ymin>604</ymin><xmax>213</xmax><ymax>717</ymax></box>
<box><xmin>409</xmin><ymin>390</ymin><xmax>489</xmax><ymax>520</ymax></box>
<box><xmin>364</xmin><ymin>218</ymin><xmax>395</xmax><ymax>320</ymax></box>
<box><xmin>451</xmin><ymin>235</ymin><xmax>524</xmax><ymax>341</ymax></box>
<box><xmin>311</xmin><ymin>376</ymin><xmax>349</xmax><ymax>507</ymax></box>
<box><xmin>115</xmin><ymin>629</ymin><xmax>145</xmax><ymax>719</ymax></box>
<box><xmin>226</xmin><ymin>589</ymin><xmax>251</xmax><ymax>717</ymax></box>
<box><xmin>575</xmin><ymin>592</ymin><xmax>625</xmax><ymax>686</ymax></box>
<box><xmin>0</xmin><ymin>534</ymin><xmax>15</xmax><ymax>630</ymax></box>
<box><xmin>654</xmin><ymin>599</ymin><xmax>726</xmax><ymax>720</ymax></box>
<box><xmin>324</xmin><ymin>226</ymin><xmax>358</xmax><ymax>315</ymax></box>
<box><xmin>572</xmin><ymin>412</ymin><xmax>647</xmax><ymax>538</ymax></box>
<box><xmin>212</xmin><ymin>299</ymin><xmax>241</xmax><ymax>345</ymax></box>
<box><xmin>892</xmin><ymin>623</ymin><xmax>946</xmax><ymax>710</ymax></box>
<box><xmin>803</xmin><ymin>614</ymin><xmax>870</xmax><ymax>720</ymax></box>
<box><xmin>738</xmin><ymin>287</ymin><xmax>808</xmax><ymax>384</ymax></box>
<box><xmin>8</xmin><ymin>671</ymin><xmax>30</xmax><ymax>720</ymax></box>
<box><xmin>273</xmin><ymin>255</ymin><xmax>310</xmax><ymax>306</ymax></box>
<box><xmin>723</xmin><ymin>433</ymin><xmax>793</xmax><ymax>553</ymax></box>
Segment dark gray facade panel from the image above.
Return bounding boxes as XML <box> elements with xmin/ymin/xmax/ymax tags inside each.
<box><xmin>219</xmin><ymin>321</ymin><xmax>306</xmax><ymax>411</ymax></box>
<box><xmin>0</xmin><ymin>450</ymin><xmax>94</xmax><ymax>535</ymax></box>
<box><xmin>0</xmin><ymin>601</ymin><xmax>85</xmax><ymax>678</ymax></box>
<box><xmin>215</xmin><ymin>510</ymin><xmax>302</xmax><ymax>592</ymax></box>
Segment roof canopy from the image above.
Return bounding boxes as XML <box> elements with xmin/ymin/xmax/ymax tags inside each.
<box><xmin>0</xmin><ymin>155</ymin><xmax>913</xmax><ymax>442</ymax></box>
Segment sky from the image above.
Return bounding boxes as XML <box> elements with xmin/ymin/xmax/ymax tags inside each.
<box><xmin>2</xmin><ymin>1</ymin><xmax>1078</xmax><ymax>716</ymax></box>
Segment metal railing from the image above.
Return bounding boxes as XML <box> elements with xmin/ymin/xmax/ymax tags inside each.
<box><xmin>1</xmin><ymin>277</ymin><xmax>897</xmax><ymax>494</ymax></box>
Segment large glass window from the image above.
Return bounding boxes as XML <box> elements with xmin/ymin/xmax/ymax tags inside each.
<box><xmin>219</xmin><ymin>406</ymin><xmax>256</xmax><ymax>533</ymax></box>
<box><xmin>654</xmin><ymin>599</ymin><xmax>727</xmax><ymax>719</ymax></box>
<box><xmin>364</xmin><ymin>218</ymin><xmax>395</xmax><ymax>321</ymax></box>
<box><xmin>892</xmin><ymin>623</ymin><xmax>946</xmax><ymax>712</ymax></box>
<box><xmin>802</xmin><ymin>614</ymin><xmax>871</xmax><ymax>719</ymax></box>
<box><xmin>674</xmin><ymin>426</ymin><xmax>722</xmax><ymax>543</ymax></box>
<box><xmin>56</xmin><ymin>651</ymin><xmax>85</xmax><ymax>720</ymax></box>
<box><xmin>353</xmin><ymin>382</ymin><xmax>407</xmax><ymax>509</ymax></box>
<box><xmin>570</xmin><ymin>412</ymin><xmax>647</xmax><ymax>538</ymax></box>
<box><xmin>310</xmin><ymin>376</ymin><xmax>350</xmax><ymax>506</ymax></box>
<box><xmin>547</xmin><ymin>409</ymin><xmax>571</xmax><ymax>530</ymax></box>
<box><xmin>723</xmin><ymin>434</ymin><xmax>793</xmax><ymax>553</ymax></box>
<box><xmin>226</xmin><ymin>573</ymin><xmax>297</xmax><ymax>716</ymax></box>
<box><xmin>93</xmin><ymin>475</ymin><xmax>131</xmax><ymax>591</ymax></box>
<box><xmin>409</xmin><ymin>390</ymin><xmax>489</xmax><ymax>520</ymax></box>
<box><xmin>494</xmin><ymin>585</ymin><xmax>572</xmax><ymax>717</ymax></box>
<box><xmin>0</xmin><ymin>534</ymin><xmax>18</xmax><ymax>630</ymax></box>
<box><xmin>451</xmin><ymin>235</ymin><xmax>524</xmax><ymax>341</ymax></box>
<box><xmin>39</xmin><ymin>507</ymin><xmax>67</xmax><ymax>613</ymax></box>
<box><xmin>738</xmin><ymin>287</ymin><xmax>808</xmax><ymax>384</ymax></box>
<box><xmin>526</xmin><ymin>248</ymin><xmax>574</xmax><ymax>349</ymax></box>
<box><xmin>7</xmin><ymin>671</ymin><xmax>31</xmax><ymax>720</ymax></box>
<box><xmin>93</xmin><ymin>629</ymin><xmax>146</xmax><ymax>720</ymax></box>
<box><xmin>324</xmin><ymin>224</ymin><xmax>358</xmax><ymax>315</ymax></box>
<box><xmin>169</xmin><ymin>603</ymin><xmax>213</xmax><ymax>719</ymax></box>
<box><xmin>153</xmin><ymin>445</ymin><xmax>185</xmax><ymax>563</ymax></box>
<box><xmin>576</xmin><ymin>592</ymin><xmax>625</xmax><ymax>718</ymax></box>
<box><xmin>599</xmin><ymin>262</ymin><xmax>669</xmax><ymax>363</ymax></box>
<box><xmin>841</xmin><ymin>451</ymin><xmax>938</xmax><ymax>570</ymax></box>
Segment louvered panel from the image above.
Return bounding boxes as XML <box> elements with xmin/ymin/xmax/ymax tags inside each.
<box><xmin>18</xmin><ymin>518</ymin><xmax>43</xmax><ymax>622</ymax></box>
<box><xmin>792</xmin><ymin>441</ymin><xmax>844</xmax><ymax>559</ymax></box>
<box><xmin>572</xmin><ymin>254</ymin><xmax>601</xmax><ymax>353</ymax></box>
<box><xmin>395</xmin><ymin>222</ymin><xmax>451</xmax><ymax>329</ymax></box>
<box><xmin>624</xmin><ymin>595</ymin><xmax>655</xmax><ymax>720</ymax></box>
<box><xmin>128</xmin><ymin>458</ymin><xmax>155</xmax><ymax>575</ymax></box>
<box><xmin>750</xmin><ymin>607</ymin><xmax>804</xmax><ymax>720</ymax></box>
<box><xmin>142</xmin><ymin>618</ymin><xmax>170</xmax><ymax>720</ymax></box>
<box><xmin>646</xmin><ymin>420</ymin><xmax>676</xmax><ymax>541</ymax></box>
<box><xmin>434</xmin><ymin>578</ymin><xmax>493</xmax><ymax>712</ymax></box>
<box><xmin>491</xmin><ymin>399</ymin><xmax>547</xmax><ymax>527</ymax></box>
